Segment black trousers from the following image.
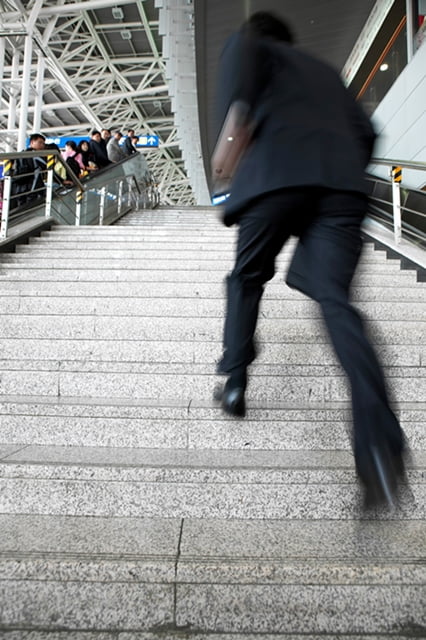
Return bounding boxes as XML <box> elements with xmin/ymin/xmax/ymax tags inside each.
<box><xmin>219</xmin><ymin>187</ymin><xmax>405</xmax><ymax>463</ymax></box>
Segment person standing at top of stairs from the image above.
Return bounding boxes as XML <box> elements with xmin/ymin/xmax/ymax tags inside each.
<box><xmin>212</xmin><ymin>11</ymin><xmax>408</xmax><ymax>510</ymax></box>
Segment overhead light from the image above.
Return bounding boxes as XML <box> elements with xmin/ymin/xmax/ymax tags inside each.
<box><xmin>120</xmin><ymin>30</ymin><xmax>132</xmax><ymax>40</ymax></box>
<box><xmin>380</xmin><ymin>63</ymin><xmax>389</xmax><ymax>71</ymax></box>
<box><xmin>112</xmin><ymin>7</ymin><xmax>124</xmax><ymax>19</ymax></box>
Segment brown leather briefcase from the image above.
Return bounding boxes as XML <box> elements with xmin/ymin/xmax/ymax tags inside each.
<box><xmin>211</xmin><ymin>101</ymin><xmax>253</xmax><ymax>187</ymax></box>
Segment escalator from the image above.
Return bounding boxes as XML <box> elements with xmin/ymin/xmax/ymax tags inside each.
<box><xmin>1</xmin><ymin>151</ymin><xmax>159</xmax><ymax>244</ymax></box>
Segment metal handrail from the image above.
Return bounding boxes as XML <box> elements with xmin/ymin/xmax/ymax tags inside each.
<box><xmin>0</xmin><ymin>149</ymin><xmax>85</xmax><ymax>239</ymax></box>
<box><xmin>0</xmin><ymin>150</ymin><xmax>158</xmax><ymax>240</ymax></box>
<box><xmin>367</xmin><ymin>157</ymin><xmax>426</xmax><ymax>246</ymax></box>
<box><xmin>370</xmin><ymin>157</ymin><xmax>426</xmax><ymax>171</ymax></box>
<box><xmin>0</xmin><ymin>149</ymin><xmax>84</xmax><ymax>189</ymax></box>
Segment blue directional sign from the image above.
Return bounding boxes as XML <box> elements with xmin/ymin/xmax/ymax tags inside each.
<box><xmin>24</xmin><ymin>136</ymin><xmax>89</xmax><ymax>149</ymax></box>
<box><xmin>22</xmin><ymin>134</ymin><xmax>160</xmax><ymax>150</ymax></box>
<box><xmin>137</xmin><ymin>135</ymin><xmax>159</xmax><ymax>148</ymax></box>
<box><xmin>46</xmin><ymin>135</ymin><xmax>89</xmax><ymax>148</ymax></box>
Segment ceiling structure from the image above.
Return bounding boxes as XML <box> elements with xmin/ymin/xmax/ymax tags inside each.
<box><xmin>0</xmin><ymin>0</ymin><xmax>381</xmax><ymax>205</ymax></box>
<box><xmin>0</xmin><ymin>0</ymin><xmax>204</xmax><ymax>205</ymax></box>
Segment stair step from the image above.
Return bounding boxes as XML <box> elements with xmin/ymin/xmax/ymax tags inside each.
<box><xmin>5</xmin><ymin>233</ymin><xmax>411</xmax><ymax>251</ymax></box>
<box><xmin>0</xmin><ymin>279</ymin><xmax>422</xmax><ymax>300</ymax></box>
<box><xmin>0</xmin><ymin>335</ymin><xmax>422</xmax><ymax>365</ymax></box>
<box><xmin>0</xmin><ymin>314</ymin><xmax>422</xmax><ymax>343</ymax></box>
<box><xmin>0</xmin><ymin>514</ymin><xmax>424</xmax><ymax>635</ymax></box>
<box><xmin>1</xmin><ymin>266</ymin><xmax>422</xmax><ymax>285</ymax></box>
<box><xmin>0</xmin><ymin>365</ymin><xmax>424</xmax><ymax>401</ymax></box>
<box><xmin>1</xmin><ymin>257</ymin><xmax>405</xmax><ymax>274</ymax></box>
<box><xmin>1</xmin><ymin>296</ymin><xmax>424</xmax><ymax>320</ymax></box>
<box><xmin>19</xmin><ymin>235</ymin><xmax>405</xmax><ymax>257</ymax></box>
<box><xmin>1</xmin><ymin>206</ymin><xmax>425</xmax><ymax>636</ymax></box>
<box><xmin>0</xmin><ymin>397</ymin><xmax>425</xmax><ymax>450</ymax></box>
<box><xmin>0</xmin><ymin>446</ymin><xmax>424</xmax><ymax>519</ymax></box>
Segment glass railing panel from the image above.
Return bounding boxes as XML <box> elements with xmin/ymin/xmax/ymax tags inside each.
<box><xmin>50</xmin><ymin>153</ymin><xmax>155</xmax><ymax>225</ymax></box>
<box><xmin>1</xmin><ymin>150</ymin><xmax>158</xmax><ymax>240</ymax></box>
<box><xmin>366</xmin><ymin>169</ymin><xmax>426</xmax><ymax>249</ymax></box>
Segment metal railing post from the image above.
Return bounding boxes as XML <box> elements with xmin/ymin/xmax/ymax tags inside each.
<box><xmin>75</xmin><ymin>189</ymin><xmax>83</xmax><ymax>226</ymax></box>
<box><xmin>0</xmin><ymin>159</ymin><xmax>13</xmax><ymax>239</ymax></box>
<box><xmin>118</xmin><ymin>180</ymin><xmax>123</xmax><ymax>215</ymax></box>
<box><xmin>99</xmin><ymin>186</ymin><xmax>106</xmax><ymax>225</ymax></box>
<box><xmin>45</xmin><ymin>154</ymin><xmax>55</xmax><ymax>218</ymax></box>
<box><xmin>391</xmin><ymin>165</ymin><xmax>402</xmax><ymax>244</ymax></box>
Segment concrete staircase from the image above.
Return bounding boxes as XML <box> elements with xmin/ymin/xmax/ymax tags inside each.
<box><xmin>0</xmin><ymin>206</ymin><xmax>425</xmax><ymax>637</ymax></box>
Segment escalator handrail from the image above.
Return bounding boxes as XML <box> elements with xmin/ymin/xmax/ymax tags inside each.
<box><xmin>370</xmin><ymin>157</ymin><xmax>426</xmax><ymax>171</ymax></box>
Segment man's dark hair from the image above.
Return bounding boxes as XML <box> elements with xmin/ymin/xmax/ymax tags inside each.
<box><xmin>91</xmin><ymin>130</ymin><xmax>100</xmax><ymax>136</ymax></box>
<box><xmin>244</xmin><ymin>11</ymin><xmax>295</xmax><ymax>44</ymax></box>
<box><xmin>29</xmin><ymin>133</ymin><xmax>45</xmax><ymax>143</ymax></box>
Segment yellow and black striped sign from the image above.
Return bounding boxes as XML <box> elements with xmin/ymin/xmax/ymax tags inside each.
<box><xmin>3</xmin><ymin>159</ymin><xmax>13</xmax><ymax>175</ymax></box>
<box><xmin>76</xmin><ymin>189</ymin><xmax>83</xmax><ymax>204</ymax></box>
<box><xmin>46</xmin><ymin>154</ymin><xmax>55</xmax><ymax>170</ymax></box>
<box><xmin>392</xmin><ymin>165</ymin><xmax>402</xmax><ymax>183</ymax></box>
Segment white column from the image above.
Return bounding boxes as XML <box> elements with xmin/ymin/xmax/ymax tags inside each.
<box><xmin>7</xmin><ymin>48</ymin><xmax>20</xmax><ymax>151</ymax></box>
<box><xmin>0</xmin><ymin>39</ymin><xmax>5</xmax><ymax>107</ymax></box>
<box><xmin>33</xmin><ymin>53</ymin><xmax>45</xmax><ymax>132</ymax></box>
<box><xmin>406</xmin><ymin>0</ymin><xmax>415</xmax><ymax>61</ymax></box>
<box><xmin>17</xmin><ymin>34</ymin><xmax>33</xmax><ymax>151</ymax></box>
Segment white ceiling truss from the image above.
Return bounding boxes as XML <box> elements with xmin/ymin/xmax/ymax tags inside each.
<box><xmin>0</xmin><ymin>0</ymin><xmax>209</xmax><ymax>205</ymax></box>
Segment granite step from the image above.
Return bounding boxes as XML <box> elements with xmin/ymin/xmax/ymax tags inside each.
<box><xmin>0</xmin><ymin>266</ymin><xmax>422</xmax><ymax>286</ymax></box>
<box><xmin>0</xmin><ymin>334</ymin><xmax>422</xmax><ymax>365</ymax></box>
<box><xmin>0</xmin><ymin>208</ymin><xmax>425</xmax><ymax>635</ymax></box>
<box><xmin>13</xmin><ymin>232</ymin><xmax>389</xmax><ymax>249</ymax></box>
<box><xmin>8</xmin><ymin>252</ymin><xmax>405</xmax><ymax>271</ymax></box>
<box><xmin>4</xmin><ymin>247</ymin><xmax>421</xmax><ymax>274</ymax></box>
<box><xmin>0</xmin><ymin>361</ymin><xmax>424</xmax><ymax>401</ymax></box>
<box><xmin>0</xmin><ymin>279</ymin><xmax>422</xmax><ymax>300</ymax></box>
<box><xmin>0</xmin><ymin>445</ymin><xmax>424</xmax><ymax>520</ymax></box>
<box><xmin>0</xmin><ymin>236</ymin><xmax>417</xmax><ymax>263</ymax></box>
<box><xmin>1</xmin><ymin>295</ymin><xmax>424</xmax><ymax>320</ymax></box>
<box><xmin>0</xmin><ymin>313</ymin><xmax>422</xmax><ymax>344</ymax></box>
<box><xmin>0</xmin><ymin>397</ymin><xmax>424</xmax><ymax>450</ymax></box>
<box><xmin>0</xmin><ymin>514</ymin><xmax>424</xmax><ymax>635</ymax></box>
<box><xmin>0</xmin><ymin>255</ymin><xmax>405</xmax><ymax>272</ymax></box>
<box><xmin>19</xmin><ymin>233</ymin><xmax>407</xmax><ymax>254</ymax></box>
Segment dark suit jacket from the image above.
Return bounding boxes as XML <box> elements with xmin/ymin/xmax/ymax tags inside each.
<box><xmin>124</xmin><ymin>137</ymin><xmax>136</xmax><ymax>156</ymax></box>
<box><xmin>215</xmin><ymin>31</ymin><xmax>376</xmax><ymax>224</ymax></box>
<box><xmin>89</xmin><ymin>139</ymin><xmax>110</xmax><ymax>168</ymax></box>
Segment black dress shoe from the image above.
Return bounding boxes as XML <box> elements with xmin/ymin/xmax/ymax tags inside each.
<box><xmin>358</xmin><ymin>443</ymin><xmax>399</xmax><ymax>510</ymax></box>
<box><xmin>222</xmin><ymin>386</ymin><xmax>246</xmax><ymax>417</ymax></box>
<box><xmin>213</xmin><ymin>383</ymin><xmax>246</xmax><ymax>417</ymax></box>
